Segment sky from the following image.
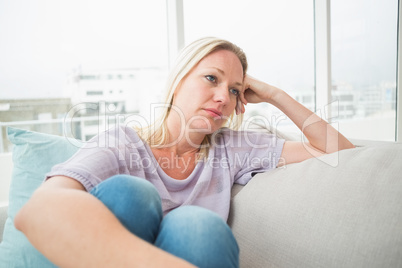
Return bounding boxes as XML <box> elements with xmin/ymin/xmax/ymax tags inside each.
<box><xmin>0</xmin><ymin>0</ymin><xmax>398</xmax><ymax>99</ymax></box>
<box><xmin>0</xmin><ymin>0</ymin><xmax>168</xmax><ymax>99</ymax></box>
<box><xmin>331</xmin><ymin>0</ymin><xmax>398</xmax><ymax>87</ymax></box>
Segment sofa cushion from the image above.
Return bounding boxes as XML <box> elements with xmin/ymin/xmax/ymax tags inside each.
<box><xmin>0</xmin><ymin>127</ymin><xmax>81</xmax><ymax>267</ymax></box>
<box><xmin>229</xmin><ymin>143</ymin><xmax>402</xmax><ymax>267</ymax></box>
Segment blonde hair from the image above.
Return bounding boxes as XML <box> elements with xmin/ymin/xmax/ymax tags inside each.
<box><xmin>136</xmin><ymin>37</ymin><xmax>248</xmax><ymax>157</ymax></box>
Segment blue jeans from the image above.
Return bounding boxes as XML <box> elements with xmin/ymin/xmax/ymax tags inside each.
<box><xmin>90</xmin><ymin>175</ymin><xmax>239</xmax><ymax>268</ymax></box>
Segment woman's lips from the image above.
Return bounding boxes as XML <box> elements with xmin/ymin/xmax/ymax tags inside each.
<box><xmin>203</xmin><ymin>108</ymin><xmax>223</xmax><ymax>119</ymax></box>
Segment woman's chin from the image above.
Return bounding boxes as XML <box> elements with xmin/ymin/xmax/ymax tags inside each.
<box><xmin>187</xmin><ymin>121</ymin><xmax>222</xmax><ymax>134</ymax></box>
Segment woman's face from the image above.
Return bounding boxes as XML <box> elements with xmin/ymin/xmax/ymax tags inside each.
<box><xmin>172</xmin><ymin>49</ymin><xmax>244</xmax><ymax>133</ymax></box>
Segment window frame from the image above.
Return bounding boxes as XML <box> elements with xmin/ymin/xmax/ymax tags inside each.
<box><xmin>397</xmin><ymin>0</ymin><xmax>402</xmax><ymax>141</ymax></box>
<box><xmin>165</xmin><ymin>0</ymin><xmax>185</xmax><ymax>68</ymax></box>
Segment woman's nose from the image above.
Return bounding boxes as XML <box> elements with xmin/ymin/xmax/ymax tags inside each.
<box><xmin>213</xmin><ymin>85</ymin><xmax>230</xmax><ymax>105</ymax></box>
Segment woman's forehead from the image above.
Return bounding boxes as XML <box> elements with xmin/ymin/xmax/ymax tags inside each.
<box><xmin>197</xmin><ymin>50</ymin><xmax>244</xmax><ymax>76</ymax></box>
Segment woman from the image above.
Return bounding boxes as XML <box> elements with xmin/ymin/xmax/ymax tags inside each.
<box><xmin>15</xmin><ymin>37</ymin><xmax>354</xmax><ymax>268</ymax></box>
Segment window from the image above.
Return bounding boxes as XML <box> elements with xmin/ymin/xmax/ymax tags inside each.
<box><xmin>331</xmin><ymin>0</ymin><xmax>398</xmax><ymax>141</ymax></box>
<box><xmin>87</xmin><ymin>91</ymin><xmax>103</xmax><ymax>96</ymax></box>
<box><xmin>0</xmin><ymin>0</ymin><xmax>169</xmax><ymax>152</ymax></box>
<box><xmin>0</xmin><ymin>0</ymin><xmax>400</xmax><ymax>154</ymax></box>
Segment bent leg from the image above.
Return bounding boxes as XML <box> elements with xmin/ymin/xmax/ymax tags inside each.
<box><xmin>90</xmin><ymin>175</ymin><xmax>162</xmax><ymax>243</ymax></box>
<box><xmin>155</xmin><ymin>206</ymin><xmax>239</xmax><ymax>268</ymax></box>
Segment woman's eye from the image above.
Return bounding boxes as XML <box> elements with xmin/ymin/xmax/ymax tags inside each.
<box><xmin>229</xmin><ymin>88</ymin><xmax>240</xmax><ymax>96</ymax></box>
<box><xmin>205</xmin><ymin>75</ymin><xmax>216</xmax><ymax>83</ymax></box>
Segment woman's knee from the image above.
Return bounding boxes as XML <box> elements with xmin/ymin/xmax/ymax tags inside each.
<box><xmin>155</xmin><ymin>206</ymin><xmax>239</xmax><ymax>268</ymax></box>
<box><xmin>91</xmin><ymin>175</ymin><xmax>161</xmax><ymax>210</ymax></box>
<box><xmin>90</xmin><ymin>174</ymin><xmax>162</xmax><ymax>242</ymax></box>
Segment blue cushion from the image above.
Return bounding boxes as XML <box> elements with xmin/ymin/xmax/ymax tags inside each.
<box><xmin>0</xmin><ymin>127</ymin><xmax>81</xmax><ymax>267</ymax></box>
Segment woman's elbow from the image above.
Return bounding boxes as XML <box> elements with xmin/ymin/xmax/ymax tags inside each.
<box><xmin>14</xmin><ymin>205</ymin><xmax>27</xmax><ymax>232</ymax></box>
<box><xmin>14</xmin><ymin>187</ymin><xmax>46</xmax><ymax>233</ymax></box>
<box><xmin>339</xmin><ymin>140</ymin><xmax>356</xmax><ymax>150</ymax></box>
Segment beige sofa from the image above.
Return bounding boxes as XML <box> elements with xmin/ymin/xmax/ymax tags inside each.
<box><xmin>1</xmin><ymin>136</ymin><xmax>401</xmax><ymax>267</ymax></box>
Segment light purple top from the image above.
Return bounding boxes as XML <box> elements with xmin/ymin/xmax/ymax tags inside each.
<box><xmin>46</xmin><ymin>126</ymin><xmax>285</xmax><ymax>220</ymax></box>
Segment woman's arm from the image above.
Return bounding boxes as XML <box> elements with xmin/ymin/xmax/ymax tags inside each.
<box><xmin>14</xmin><ymin>176</ymin><xmax>194</xmax><ymax>268</ymax></box>
<box><xmin>241</xmin><ymin>75</ymin><xmax>355</xmax><ymax>165</ymax></box>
